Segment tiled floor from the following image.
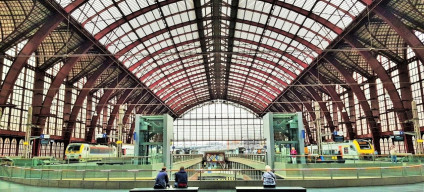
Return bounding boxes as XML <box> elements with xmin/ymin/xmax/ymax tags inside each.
<box><xmin>0</xmin><ymin>180</ymin><xmax>423</xmax><ymax>192</ymax></box>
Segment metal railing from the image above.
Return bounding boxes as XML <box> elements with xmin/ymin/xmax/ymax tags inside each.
<box><xmin>226</xmin><ymin>154</ymin><xmax>266</xmax><ymax>163</ymax></box>
<box><xmin>60</xmin><ymin>155</ymin><xmax>162</xmax><ymax>166</ymax></box>
<box><xmin>274</xmin><ymin>154</ymin><xmax>424</xmax><ymax>164</ymax></box>
<box><xmin>1</xmin><ymin>164</ymin><xmax>422</xmax><ymax>181</ymax></box>
<box><xmin>172</xmin><ymin>154</ymin><xmax>203</xmax><ymax>164</ymax></box>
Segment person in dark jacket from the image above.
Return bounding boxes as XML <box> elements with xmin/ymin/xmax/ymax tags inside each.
<box><xmin>154</xmin><ymin>167</ymin><xmax>169</xmax><ymax>189</ymax></box>
<box><xmin>174</xmin><ymin>166</ymin><xmax>188</xmax><ymax>188</ymax></box>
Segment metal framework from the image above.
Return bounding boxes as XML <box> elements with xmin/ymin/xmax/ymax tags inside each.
<box><xmin>0</xmin><ymin>0</ymin><xmax>424</xmax><ymax>156</ymax></box>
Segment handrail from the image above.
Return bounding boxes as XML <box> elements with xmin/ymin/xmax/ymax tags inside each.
<box><xmin>0</xmin><ymin>165</ymin><xmax>424</xmax><ymax>181</ymax></box>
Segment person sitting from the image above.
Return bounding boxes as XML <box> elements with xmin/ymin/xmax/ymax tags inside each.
<box><xmin>153</xmin><ymin>167</ymin><xmax>169</xmax><ymax>189</ymax></box>
<box><xmin>174</xmin><ymin>166</ymin><xmax>188</xmax><ymax>188</ymax></box>
<box><xmin>262</xmin><ymin>165</ymin><xmax>276</xmax><ymax>188</ymax></box>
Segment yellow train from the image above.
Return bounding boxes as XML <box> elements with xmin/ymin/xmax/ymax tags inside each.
<box><xmin>305</xmin><ymin>139</ymin><xmax>375</xmax><ymax>160</ymax></box>
<box><xmin>65</xmin><ymin>143</ymin><xmax>116</xmax><ymax>161</ymax></box>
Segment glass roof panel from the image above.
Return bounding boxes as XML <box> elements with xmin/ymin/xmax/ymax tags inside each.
<box><xmin>58</xmin><ymin>0</ymin><xmax>366</xmax><ymax>115</ymax></box>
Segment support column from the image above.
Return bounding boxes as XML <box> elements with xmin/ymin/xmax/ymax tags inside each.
<box><xmin>31</xmin><ymin>68</ymin><xmax>45</xmax><ymax>130</ymax></box>
<box><xmin>369</xmin><ymin>78</ymin><xmax>382</xmax><ymax>153</ymax></box>
<box><xmin>86</xmin><ymin>94</ymin><xmax>93</xmax><ymax>130</ymax></box>
<box><xmin>0</xmin><ymin>16</ymin><xmax>63</xmax><ymax>105</ymax></box>
<box><xmin>398</xmin><ymin>56</ymin><xmax>415</xmax><ymax>153</ymax></box>
<box><xmin>62</xmin><ymin>83</ymin><xmax>73</xmax><ymax>153</ymax></box>
<box><xmin>325</xmin><ymin>56</ymin><xmax>380</xmax><ymax>152</ymax></box>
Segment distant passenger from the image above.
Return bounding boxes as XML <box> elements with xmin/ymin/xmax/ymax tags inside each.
<box><xmin>390</xmin><ymin>145</ymin><xmax>397</xmax><ymax>163</ymax></box>
<box><xmin>154</xmin><ymin>167</ymin><xmax>169</xmax><ymax>189</ymax></box>
<box><xmin>290</xmin><ymin>147</ymin><xmax>297</xmax><ymax>164</ymax></box>
<box><xmin>174</xmin><ymin>166</ymin><xmax>188</xmax><ymax>188</ymax></box>
<box><xmin>262</xmin><ymin>165</ymin><xmax>276</xmax><ymax>188</ymax></box>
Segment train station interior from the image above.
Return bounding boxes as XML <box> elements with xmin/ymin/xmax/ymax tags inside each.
<box><xmin>0</xmin><ymin>0</ymin><xmax>424</xmax><ymax>191</ymax></box>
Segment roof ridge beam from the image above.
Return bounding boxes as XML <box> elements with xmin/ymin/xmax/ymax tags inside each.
<box><xmin>194</xmin><ymin>0</ymin><xmax>215</xmax><ymax>99</ymax></box>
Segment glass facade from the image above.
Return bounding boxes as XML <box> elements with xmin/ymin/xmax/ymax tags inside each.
<box><xmin>174</xmin><ymin>100</ymin><xmax>262</xmax><ymax>149</ymax></box>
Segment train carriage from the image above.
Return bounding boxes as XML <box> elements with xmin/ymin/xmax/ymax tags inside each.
<box><xmin>306</xmin><ymin>139</ymin><xmax>375</xmax><ymax>160</ymax></box>
<box><xmin>65</xmin><ymin>143</ymin><xmax>116</xmax><ymax>161</ymax></box>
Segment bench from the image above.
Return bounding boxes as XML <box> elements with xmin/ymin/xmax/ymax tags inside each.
<box><xmin>129</xmin><ymin>187</ymin><xmax>199</xmax><ymax>192</ymax></box>
<box><xmin>236</xmin><ymin>187</ymin><xmax>306</xmax><ymax>192</ymax></box>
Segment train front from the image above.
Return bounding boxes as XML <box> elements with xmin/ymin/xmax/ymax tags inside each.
<box><xmin>65</xmin><ymin>143</ymin><xmax>84</xmax><ymax>161</ymax></box>
<box><xmin>354</xmin><ymin>139</ymin><xmax>375</xmax><ymax>159</ymax></box>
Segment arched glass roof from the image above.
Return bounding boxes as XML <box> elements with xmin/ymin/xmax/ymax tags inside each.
<box><xmin>56</xmin><ymin>0</ymin><xmax>366</xmax><ymax>115</ymax></box>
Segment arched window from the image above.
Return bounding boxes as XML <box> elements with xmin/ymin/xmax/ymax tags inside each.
<box><xmin>0</xmin><ymin>138</ymin><xmax>3</xmax><ymax>155</ymax></box>
<box><xmin>18</xmin><ymin>139</ymin><xmax>24</xmax><ymax>156</ymax></box>
<box><xmin>4</xmin><ymin>138</ymin><xmax>10</xmax><ymax>156</ymax></box>
<box><xmin>10</xmin><ymin>139</ymin><xmax>17</xmax><ymax>156</ymax></box>
<box><xmin>174</xmin><ymin>100</ymin><xmax>263</xmax><ymax>149</ymax></box>
<box><xmin>59</xmin><ymin>142</ymin><xmax>64</xmax><ymax>158</ymax></box>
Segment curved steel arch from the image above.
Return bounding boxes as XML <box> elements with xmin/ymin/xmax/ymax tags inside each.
<box><xmin>136</xmin><ymin>39</ymin><xmax>297</xmax><ymax>85</ymax></box>
<box><xmin>91</xmin><ymin>0</ymin><xmax>343</xmax><ymax>41</ymax></box>
<box><xmin>125</xmin><ymin>28</ymin><xmax>306</xmax><ymax>74</ymax></box>
<box><xmin>175</xmin><ymin>97</ymin><xmax>263</xmax><ymax>115</ymax></box>
<box><xmin>308</xmin><ymin>68</ymin><xmax>355</xmax><ymax>139</ymax></box>
<box><xmin>170</xmin><ymin>86</ymin><xmax>269</xmax><ymax>112</ymax></box>
<box><xmin>148</xmin><ymin>56</ymin><xmax>288</xmax><ymax>99</ymax></box>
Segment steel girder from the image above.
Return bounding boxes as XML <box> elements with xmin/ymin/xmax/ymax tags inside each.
<box><xmin>0</xmin><ymin>15</ymin><xmax>63</xmax><ymax>105</ymax></box>
<box><xmin>63</xmin><ymin>0</ymin><xmax>88</xmax><ymax>13</ymax></box>
<box><xmin>324</xmin><ymin>55</ymin><xmax>381</xmax><ymax>153</ymax></box>
<box><xmin>159</xmin><ymin>63</ymin><xmax>282</xmax><ymax>102</ymax></box>
<box><xmin>277</xmin><ymin>99</ymin><xmax>292</xmax><ymax>113</ymax></box>
<box><xmin>32</xmin><ymin>42</ymin><xmax>95</xmax><ymax>154</ymax></box>
<box><xmin>223</xmin><ymin>0</ymin><xmax>240</xmax><ymax>99</ymax></box>
<box><xmin>343</xmin><ymin>35</ymin><xmax>413</xmax><ymax>152</ymax></box>
<box><xmin>64</xmin><ymin>60</ymin><xmax>114</xmax><ymax>140</ymax></box>
<box><xmin>211</xmin><ymin>0</ymin><xmax>223</xmax><ymax>98</ymax></box>
<box><xmin>259</xmin><ymin>0</ymin><xmax>343</xmax><ymax>34</ymax></box>
<box><xmin>282</xmin><ymin>96</ymin><xmax>314</xmax><ymax>143</ymax></box>
<box><xmin>140</xmin><ymin>41</ymin><xmax>294</xmax><ymax>90</ymax></box>
<box><xmin>86</xmin><ymin>73</ymin><xmax>128</xmax><ymax>142</ymax></box>
<box><xmin>193</xmin><ymin>0</ymin><xmax>214</xmax><ymax>99</ymax></box>
<box><xmin>308</xmin><ymin>68</ymin><xmax>355</xmax><ymax>139</ymax></box>
<box><xmin>286</xmin><ymin>92</ymin><xmax>318</xmax><ymax>143</ymax></box>
<box><xmin>105</xmin><ymin>85</ymin><xmax>137</xmax><ymax>136</ymax></box>
<box><xmin>168</xmin><ymin>83</ymin><xmax>269</xmax><ymax>110</ymax></box>
<box><xmin>122</xmin><ymin>18</ymin><xmax>314</xmax><ymax>72</ymax></box>
<box><xmin>126</xmin><ymin>96</ymin><xmax>155</xmax><ymax>142</ymax></box>
<box><xmin>94</xmin><ymin>0</ymin><xmax>341</xmax><ymax>41</ymax></box>
<box><xmin>0</xmin><ymin>0</ymin><xmax>86</xmax><ymax>105</ymax></box>
<box><xmin>237</xmin><ymin>0</ymin><xmax>277</xmax><ymax>101</ymax></box>
<box><xmin>176</xmin><ymin>97</ymin><xmax>262</xmax><ymax>115</ymax></box>
<box><xmin>298</xmin><ymin>80</ymin><xmax>336</xmax><ymax>134</ymax></box>
<box><xmin>121</xmin><ymin>91</ymin><xmax>149</xmax><ymax>126</ymax></box>
<box><xmin>371</xmin><ymin>4</ymin><xmax>424</xmax><ymax>103</ymax></box>
<box><xmin>162</xmin><ymin>71</ymin><xmax>275</xmax><ymax>108</ymax></box>
<box><xmin>93</xmin><ymin>0</ymin><xmax>182</xmax><ymax>40</ymax></box>
<box><xmin>154</xmin><ymin>0</ymin><xmax>199</xmax><ymax>103</ymax></box>
<box><xmin>34</xmin><ymin>41</ymin><xmax>93</xmax><ymax>126</ymax></box>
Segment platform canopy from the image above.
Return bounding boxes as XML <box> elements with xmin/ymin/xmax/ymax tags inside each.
<box><xmin>53</xmin><ymin>0</ymin><xmax>366</xmax><ymax>115</ymax></box>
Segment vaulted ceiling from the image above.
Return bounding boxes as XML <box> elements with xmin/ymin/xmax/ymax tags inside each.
<box><xmin>1</xmin><ymin>0</ymin><xmax>423</xmax><ymax>118</ymax></box>
<box><xmin>54</xmin><ymin>0</ymin><xmax>367</xmax><ymax>114</ymax></box>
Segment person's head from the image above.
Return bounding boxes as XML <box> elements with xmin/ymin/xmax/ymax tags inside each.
<box><xmin>265</xmin><ymin>165</ymin><xmax>271</xmax><ymax>172</ymax></box>
<box><xmin>291</xmin><ymin>147</ymin><xmax>295</xmax><ymax>150</ymax></box>
<box><xmin>161</xmin><ymin>167</ymin><xmax>166</xmax><ymax>171</ymax></box>
<box><xmin>180</xmin><ymin>166</ymin><xmax>185</xmax><ymax>171</ymax></box>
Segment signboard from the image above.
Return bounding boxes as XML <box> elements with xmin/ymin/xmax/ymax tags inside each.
<box><xmin>40</xmin><ymin>139</ymin><xmax>49</xmax><ymax>145</ymax></box>
<box><xmin>40</xmin><ymin>134</ymin><xmax>50</xmax><ymax>139</ymax></box>
<box><xmin>393</xmin><ymin>131</ymin><xmax>404</xmax><ymax>135</ymax></box>
<box><xmin>96</xmin><ymin>134</ymin><xmax>107</xmax><ymax>138</ymax></box>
